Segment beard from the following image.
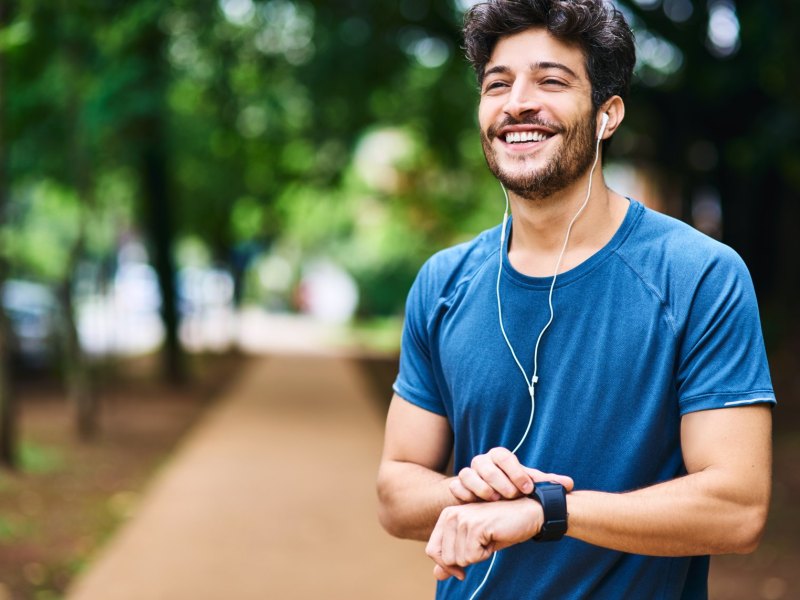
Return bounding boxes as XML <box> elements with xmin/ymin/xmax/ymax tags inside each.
<box><xmin>480</xmin><ymin>110</ymin><xmax>598</xmax><ymax>201</ymax></box>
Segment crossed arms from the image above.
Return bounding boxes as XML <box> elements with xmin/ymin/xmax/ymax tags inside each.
<box><xmin>377</xmin><ymin>394</ymin><xmax>772</xmax><ymax>581</ymax></box>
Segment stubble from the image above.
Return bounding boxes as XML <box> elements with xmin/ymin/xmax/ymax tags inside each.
<box><xmin>480</xmin><ymin>111</ymin><xmax>598</xmax><ymax>202</ymax></box>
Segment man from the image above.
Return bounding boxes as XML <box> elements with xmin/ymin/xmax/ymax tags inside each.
<box><xmin>377</xmin><ymin>0</ymin><xmax>775</xmax><ymax>598</ymax></box>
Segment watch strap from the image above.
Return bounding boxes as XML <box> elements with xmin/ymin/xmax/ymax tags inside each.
<box><xmin>529</xmin><ymin>481</ymin><xmax>568</xmax><ymax>542</ymax></box>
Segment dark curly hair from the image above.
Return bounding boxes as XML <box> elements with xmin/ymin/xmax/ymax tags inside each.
<box><xmin>463</xmin><ymin>0</ymin><xmax>635</xmax><ymax>109</ymax></box>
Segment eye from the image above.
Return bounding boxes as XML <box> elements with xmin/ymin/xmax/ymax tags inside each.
<box><xmin>483</xmin><ymin>80</ymin><xmax>509</xmax><ymax>94</ymax></box>
<box><xmin>541</xmin><ymin>78</ymin><xmax>567</xmax><ymax>87</ymax></box>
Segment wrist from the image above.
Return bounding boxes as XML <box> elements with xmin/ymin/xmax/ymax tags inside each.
<box><xmin>523</xmin><ymin>496</ymin><xmax>545</xmax><ymax>539</ymax></box>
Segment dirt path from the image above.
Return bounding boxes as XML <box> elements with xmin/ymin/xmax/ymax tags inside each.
<box><xmin>62</xmin><ymin>350</ymin><xmax>799</xmax><ymax>600</ymax></box>
<box><xmin>66</xmin><ymin>354</ymin><xmax>434</xmax><ymax>600</ymax></box>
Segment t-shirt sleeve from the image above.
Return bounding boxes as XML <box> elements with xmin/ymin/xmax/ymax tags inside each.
<box><xmin>392</xmin><ymin>260</ymin><xmax>448</xmax><ymax>416</ymax></box>
<box><xmin>675</xmin><ymin>246</ymin><xmax>776</xmax><ymax>415</ymax></box>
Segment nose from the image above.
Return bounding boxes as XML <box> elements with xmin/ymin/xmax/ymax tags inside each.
<box><xmin>503</xmin><ymin>80</ymin><xmax>541</xmax><ymax>120</ymax></box>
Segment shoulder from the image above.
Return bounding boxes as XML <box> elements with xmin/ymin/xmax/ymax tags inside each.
<box><xmin>619</xmin><ymin>201</ymin><xmax>749</xmax><ymax>283</ymax></box>
<box><xmin>409</xmin><ymin>225</ymin><xmax>501</xmax><ymax>310</ymax></box>
<box><xmin>630</xmin><ymin>203</ymin><xmax>737</xmax><ymax>261</ymax></box>
<box><xmin>616</xmin><ymin>202</ymin><xmax>755</xmax><ymax>326</ymax></box>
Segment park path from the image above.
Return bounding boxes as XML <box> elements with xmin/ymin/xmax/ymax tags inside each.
<box><xmin>66</xmin><ymin>354</ymin><xmax>435</xmax><ymax>600</ymax></box>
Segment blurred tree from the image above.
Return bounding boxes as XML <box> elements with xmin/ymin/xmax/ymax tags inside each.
<box><xmin>3</xmin><ymin>1</ymin><xmax>103</xmax><ymax>439</ymax></box>
<box><xmin>84</xmin><ymin>0</ymin><xmax>184</xmax><ymax>382</ymax></box>
<box><xmin>615</xmin><ymin>0</ymin><xmax>800</xmax><ymax>349</ymax></box>
<box><xmin>105</xmin><ymin>1</ymin><xmax>185</xmax><ymax>382</ymax></box>
<box><xmin>0</xmin><ymin>0</ymin><xmax>17</xmax><ymax>468</ymax></box>
<box><xmin>249</xmin><ymin>0</ymin><xmax>798</xmax><ymax>351</ymax></box>
<box><xmin>166</xmin><ymin>0</ymin><xmax>274</xmax><ymax>300</ymax></box>
<box><xmin>2</xmin><ymin>0</ymin><xmax>796</xmax><ymax>386</ymax></box>
<box><xmin>262</xmin><ymin>0</ymin><xmax>496</xmax><ymax>312</ymax></box>
<box><xmin>60</xmin><ymin>3</ymin><xmax>100</xmax><ymax>438</ymax></box>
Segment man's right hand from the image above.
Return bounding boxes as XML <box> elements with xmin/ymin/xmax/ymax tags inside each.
<box><xmin>449</xmin><ymin>447</ymin><xmax>574</xmax><ymax>502</ymax></box>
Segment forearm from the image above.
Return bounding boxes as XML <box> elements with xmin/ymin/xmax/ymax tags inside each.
<box><xmin>377</xmin><ymin>460</ymin><xmax>460</xmax><ymax>541</ymax></box>
<box><xmin>567</xmin><ymin>469</ymin><xmax>770</xmax><ymax>556</ymax></box>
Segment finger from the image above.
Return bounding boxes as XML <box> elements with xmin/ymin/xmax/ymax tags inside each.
<box><xmin>449</xmin><ymin>477</ymin><xmax>483</xmax><ymax>503</ymax></box>
<box><xmin>434</xmin><ymin>564</ymin><xmax>464</xmax><ymax>581</ymax></box>
<box><xmin>489</xmin><ymin>447</ymin><xmax>535</xmax><ymax>495</ymax></box>
<box><xmin>449</xmin><ymin>479</ymin><xmax>477</xmax><ymax>502</ymax></box>
<box><xmin>425</xmin><ymin>519</ymin><xmax>445</xmax><ymax>569</ymax></box>
<box><xmin>472</xmin><ymin>454</ymin><xmax>519</xmax><ymax>499</ymax></box>
<box><xmin>426</xmin><ymin>527</ymin><xmax>464</xmax><ymax>581</ymax></box>
<box><xmin>439</xmin><ymin>509</ymin><xmax>458</xmax><ymax>568</ymax></box>
<box><xmin>457</xmin><ymin>468</ymin><xmax>501</xmax><ymax>501</ymax></box>
<box><xmin>459</xmin><ymin>527</ymin><xmax>494</xmax><ymax>569</ymax></box>
<box><xmin>527</xmin><ymin>468</ymin><xmax>575</xmax><ymax>491</ymax></box>
<box><xmin>525</xmin><ymin>467</ymin><xmax>575</xmax><ymax>492</ymax></box>
<box><xmin>455</xmin><ymin>516</ymin><xmax>470</xmax><ymax>568</ymax></box>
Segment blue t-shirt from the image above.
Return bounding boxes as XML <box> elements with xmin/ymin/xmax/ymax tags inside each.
<box><xmin>393</xmin><ymin>199</ymin><xmax>775</xmax><ymax>600</ymax></box>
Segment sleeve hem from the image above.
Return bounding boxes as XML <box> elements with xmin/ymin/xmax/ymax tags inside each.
<box><xmin>679</xmin><ymin>391</ymin><xmax>776</xmax><ymax>416</ymax></box>
<box><xmin>392</xmin><ymin>381</ymin><xmax>447</xmax><ymax>417</ymax></box>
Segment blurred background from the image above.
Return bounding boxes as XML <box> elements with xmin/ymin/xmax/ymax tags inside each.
<box><xmin>0</xmin><ymin>0</ymin><xmax>798</xmax><ymax>598</ymax></box>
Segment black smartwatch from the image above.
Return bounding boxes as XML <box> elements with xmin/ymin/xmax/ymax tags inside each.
<box><xmin>528</xmin><ymin>481</ymin><xmax>568</xmax><ymax>542</ymax></box>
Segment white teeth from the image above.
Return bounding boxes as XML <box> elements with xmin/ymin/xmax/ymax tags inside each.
<box><xmin>505</xmin><ymin>131</ymin><xmax>549</xmax><ymax>144</ymax></box>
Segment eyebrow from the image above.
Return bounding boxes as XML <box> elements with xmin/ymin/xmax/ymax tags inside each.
<box><xmin>482</xmin><ymin>61</ymin><xmax>579</xmax><ymax>81</ymax></box>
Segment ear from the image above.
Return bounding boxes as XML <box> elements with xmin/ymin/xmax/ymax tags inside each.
<box><xmin>597</xmin><ymin>96</ymin><xmax>625</xmax><ymax>141</ymax></box>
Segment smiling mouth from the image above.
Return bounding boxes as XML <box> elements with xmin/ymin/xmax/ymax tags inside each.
<box><xmin>503</xmin><ymin>130</ymin><xmax>553</xmax><ymax>144</ymax></box>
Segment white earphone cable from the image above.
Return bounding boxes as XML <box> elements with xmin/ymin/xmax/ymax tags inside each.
<box><xmin>469</xmin><ymin>118</ymin><xmax>606</xmax><ymax>600</ymax></box>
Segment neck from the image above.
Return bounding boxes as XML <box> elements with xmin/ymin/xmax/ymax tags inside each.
<box><xmin>505</xmin><ymin>171</ymin><xmax>628</xmax><ymax>277</ymax></box>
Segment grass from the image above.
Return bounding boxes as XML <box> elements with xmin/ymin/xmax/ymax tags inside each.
<box><xmin>19</xmin><ymin>442</ymin><xmax>65</xmax><ymax>475</ymax></box>
<box><xmin>0</xmin><ymin>351</ymin><xmax>245</xmax><ymax>599</ymax></box>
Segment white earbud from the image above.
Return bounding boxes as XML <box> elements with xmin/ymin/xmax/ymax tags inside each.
<box><xmin>598</xmin><ymin>112</ymin><xmax>609</xmax><ymax>140</ymax></box>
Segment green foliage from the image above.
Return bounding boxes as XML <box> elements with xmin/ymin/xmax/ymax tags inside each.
<box><xmin>19</xmin><ymin>441</ymin><xmax>64</xmax><ymax>475</ymax></box>
<box><xmin>2</xmin><ymin>0</ymin><xmax>798</xmax><ymax>321</ymax></box>
<box><xmin>2</xmin><ymin>174</ymin><xmax>134</xmax><ymax>283</ymax></box>
<box><xmin>0</xmin><ymin>515</ymin><xmax>27</xmax><ymax>542</ymax></box>
<box><xmin>4</xmin><ymin>181</ymin><xmax>81</xmax><ymax>281</ymax></box>
<box><xmin>0</xmin><ymin>17</ymin><xmax>32</xmax><ymax>51</ymax></box>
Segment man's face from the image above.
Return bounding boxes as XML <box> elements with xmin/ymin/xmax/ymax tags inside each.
<box><xmin>478</xmin><ymin>28</ymin><xmax>597</xmax><ymax>200</ymax></box>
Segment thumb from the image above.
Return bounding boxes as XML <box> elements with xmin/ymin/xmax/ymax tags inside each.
<box><xmin>524</xmin><ymin>467</ymin><xmax>575</xmax><ymax>492</ymax></box>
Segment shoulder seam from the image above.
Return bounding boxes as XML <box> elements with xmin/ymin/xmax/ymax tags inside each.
<box><xmin>425</xmin><ymin>246</ymin><xmax>500</xmax><ymax>327</ymax></box>
<box><xmin>612</xmin><ymin>250</ymin><xmax>679</xmax><ymax>338</ymax></box>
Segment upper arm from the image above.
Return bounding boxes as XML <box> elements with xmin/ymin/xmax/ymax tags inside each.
<box><xmin>681</xmin><ymin>405</ymin><xmax>772</xmax><ymax>506</ymax></box>
<box><xmin>381</xmin><ymin>394</ymin><xmax>453</xmax><ymax>473</ymax></box>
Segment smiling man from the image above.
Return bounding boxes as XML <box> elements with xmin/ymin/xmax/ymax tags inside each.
<box><xmin>377</xmin><ymin>1</ymin><xmax>775</xmax><ymax>599</ymax></box>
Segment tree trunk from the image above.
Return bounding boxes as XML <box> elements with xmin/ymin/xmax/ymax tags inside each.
<box><xmin>0</xmin><ymin>0</ymin><xmax>18</xmax><ymax>469</ymax></box>
<box><xmin>134</xmin><ymin>5</ymin><xmax>184</xmax><ymax>384</ymax></box>
<box><xmin>142</xmin><ymin>135</ymin><xmax>184</xmax><ymax>384</ymax></box>
<box><xmin>58</xmin><ymin>227</ymin><xmax>96</xmax><ymax>440</ymax></box>
<box><xmin>0</xmin><ymin>282</ymin><xmax>15</xmax><ymax>468</ymax></box>
<box><xmin>0</xmin><ymin>311</ymin><xmax>14</xmax><ymax>469</ymax></box>
<box><xmin>62</xmin><ymin>15</ymin><xmax>99</xmax><ymax>439</ymax></box>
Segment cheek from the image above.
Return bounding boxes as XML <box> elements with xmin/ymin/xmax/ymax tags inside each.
<box><xmin>478</xmin><ymin>99</ymin><xmax>500</xmax><ymax>131</ymax></box>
